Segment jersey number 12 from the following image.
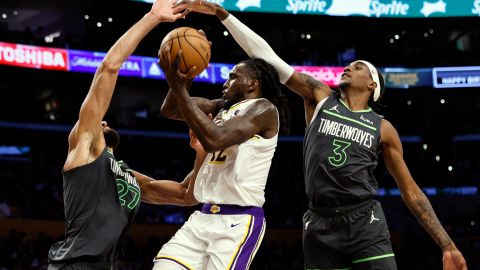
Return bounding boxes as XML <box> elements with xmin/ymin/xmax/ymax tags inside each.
<box><xmin>209</xmin><ymin>150</ymin><xmax>227</xmax><ymax>164</ymax></box>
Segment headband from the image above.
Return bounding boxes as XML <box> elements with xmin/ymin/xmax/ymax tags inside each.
<box><xmin>357</xmin><ymin>60</ymin><xmax>381</xmax><ymax>102</ymax></box>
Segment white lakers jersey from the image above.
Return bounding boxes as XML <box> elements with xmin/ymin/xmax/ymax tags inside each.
<box><xmin>194</xmin><ymin>98</ymin><xmax>278</xmax><ymax>207</ymax></box>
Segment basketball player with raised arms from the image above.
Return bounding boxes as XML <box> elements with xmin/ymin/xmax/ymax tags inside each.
<box><xmin>174</xmin><ymin>1</ymin><xmax>468</xmax><ymax>270</ymax></box>
<box><xmin>153</xmin><ymin>39</ymin><xmax>290</xmax><ymax>269</ymax></box>
<box><xmin>46</xmin><ymin>1</ymin><xmax>206</xmax><ymax>269</ymax></box>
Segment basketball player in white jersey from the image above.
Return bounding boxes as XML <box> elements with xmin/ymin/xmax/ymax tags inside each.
<box><xmin>153</xmin><ymin>51</ymin><xmax>290</xmax><ymax>268</ymax></box>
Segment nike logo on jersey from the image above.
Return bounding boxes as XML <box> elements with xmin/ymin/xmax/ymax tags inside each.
<box><xmin>231</xmin><ymin>223</ymin><xmax>241</xmax><ymax>228</ymax></box>
<box><xmin>360</xmin><ymin>115</ymin><xmax>374</xmax><ymax>125</ymax></box>
<box><xmin>329</xmin><ymin>105</ymin><xmax>340</xmax><ymax>113</ymax></box>
<box><xmin>370</xmin><ymin>211</ymin><xmax>380</xmax><ymax>224</ymax></box>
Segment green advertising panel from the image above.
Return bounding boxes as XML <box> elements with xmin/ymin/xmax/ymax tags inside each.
<box><xmin>133</xmin><ymin>0</ymin><xmax>480</xmax><ymax>18</ymax></box>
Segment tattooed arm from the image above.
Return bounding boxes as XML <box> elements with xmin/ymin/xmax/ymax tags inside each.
<box><xmin>284</xmin><ymin>72</ymin><xmax>332</xmax><ymax>125</ymax></box>
<box><xmin>381</xmin><ymin>119</ymin><xmax>467</xmax><ymax>270</ymax></box>
<box><xmin>160</xmin><ymin>90</ymin><xmax>224</xmax><ymax>121</ymax></box>
<box><xmin>172</xmin><ymin>96</ymin><xmax>278</xmax><ymax>152</ymax></box>
<box><xmin>162</xmin><ymin>50</ymin><xmax>279</xmax><ymax>152</ymax></box>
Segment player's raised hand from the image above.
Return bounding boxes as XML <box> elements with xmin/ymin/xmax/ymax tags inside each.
<box><xmin>173</xmin><ymin>0</ymin><xmax>218</xmax><ymax>16</ymax></box>
<box><xmin>443</xmin><ymin>250</ymin><xmax>467</xmax><ymax>270</ymax></box>
<box><xmin>161</xmin><ymin>47</ymin><xmax>197</xmax><ymax>91</ymax></box>
<box><xmin>150</xmin><ymin>0</ymin><xmax>189</xmax><ymax>22</ymax></box>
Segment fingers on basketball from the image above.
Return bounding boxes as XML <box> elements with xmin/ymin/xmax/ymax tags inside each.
<box><xmin>159</xmin><ymin>45</ymin><xmax>171</xmax><ymax>72</ymax></box>
<box><xmin>159</xmin><ymin>27</ymin><xmax>211</xmax><ymax>78</ymax></box>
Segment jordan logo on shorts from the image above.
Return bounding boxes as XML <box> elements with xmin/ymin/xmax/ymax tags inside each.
<box><xmin>370</xmin><ymin>211</ymin><xmax>380</xmax><ymax>224</ymax></box>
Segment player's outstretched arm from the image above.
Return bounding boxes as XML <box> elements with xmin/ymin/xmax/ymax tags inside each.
<box><xmin>173</xmin><ymin>0</ymin><xmax>331</xmax><ymax>103</ymax></box>
<box><xmin>381</xmin><ymin>119</ymin><xmax>467</xmax><ymax>270</ymax></box>
<box><xmin>135</xmin><ymin>130</ymin><xmax>207</xmax><ymax>206</ymax></box>
<box><xmin>134</xmin><ymin>171</ymin><xmax>188</xmax><ymax>205</ymax></box>
<box><xmin>65</xmin><ymin>0</ymin><xmax>186</xmax><ymax>170</ymax></box>
<box><xmin>173</xmin><ymin>0</ymin><xmax>329</xmax><ymax>126</ymax></box>
<box><xmin>134</xmin><ymin>151</ymin><xmax>205</xmax><ymax>206</ymax></box>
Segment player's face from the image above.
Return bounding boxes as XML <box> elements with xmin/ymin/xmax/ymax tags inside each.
<box><xmin>338</xmin><ymin>61</ymin><xmax>373</xmax><ymax>91</ymax></box>
<box><xmin>222</xmin><ymin>63</ymin><xmax>251</xmax><ymax>104</ymax></box>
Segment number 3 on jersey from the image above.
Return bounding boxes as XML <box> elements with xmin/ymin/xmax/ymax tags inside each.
<box><xmin>328</xmin><ymin>139</ymin><xmax>351</xmax><ymax>167</ymax></box>
<box><xmin>209</xmin><ymin>150</ymin><xmax>227</xmax><ymax>164</ymax></box>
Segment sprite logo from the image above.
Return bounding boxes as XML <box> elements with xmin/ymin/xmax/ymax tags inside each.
<box><xmin>370</xmin><ymin>0</ymin><xmax>409</xmax><ymax>17</ymax></box>
<box><xmin>285</xmin><ymin>0</ymin><xmax>328</xmax><ymax>14</ymax></box>
<box><xmin>473</xmin><ymin>0</ymin><xmax>480</xmax><ymax>15</ymax></box>
<box><xmin>286</xmin><ymin>0</ymin><xmax>411</xmax><ymax>17</ymax></box>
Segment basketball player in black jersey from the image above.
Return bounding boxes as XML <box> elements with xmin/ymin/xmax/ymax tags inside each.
<box><xmin>174</xmin><ymin>1</ymin><xmax>468</xmax><ymax>270</ymax></box>
<box><xmin>47</xmin><ymin>1</ymin><xmax>200</xmax><ymax>269</ymax></box>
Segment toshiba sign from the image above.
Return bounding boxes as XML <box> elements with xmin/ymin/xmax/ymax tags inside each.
<box><xmin>0</xmin><ymin>42</ymin><xmax>68</xmax><ymax>71</ymax></box>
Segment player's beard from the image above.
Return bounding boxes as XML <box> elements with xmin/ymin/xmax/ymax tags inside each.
<box><xmin>104</xmin><ymin>128</ymin><xmax>120</xmax><ymax>151</ymax></box>
<box><xmin>222</xmin><ymin>89</ymin><xmax>244</xmax><ymax>110</ymax></box>
<box><xmin>337</xmin><ymin>80</ymin><xmax>350</xmax><ymax>91</ymax></box>
<box><xmin>223</xmin><ymin>100</ymin><xmax>235</xmax><ymax>110</ymax></box>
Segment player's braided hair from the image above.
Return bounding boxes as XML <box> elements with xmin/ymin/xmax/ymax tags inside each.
<box><xmin>240</xmin><ymin>58</ymin><xmax>291</xmax><ymax>134</ymax></box>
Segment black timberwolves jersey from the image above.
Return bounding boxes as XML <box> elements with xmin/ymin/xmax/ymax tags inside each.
<box><xmin>48</xmin><ymin>147</ymin><xmax>140</xmax><ymax>265</ymax></box>
<box><xmin>304</xmin><ymin>94</ymin><xmax>383</xmax><ymax>208</ymax></box>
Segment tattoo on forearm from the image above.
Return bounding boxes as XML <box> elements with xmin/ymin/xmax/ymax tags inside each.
<box><xmin>299</xmin><ymin>73</ymin><xmax>325</xmax><ymax>91</ymax></box>
<box><xmin>409</xmin><ymin>195</ymin><xmax>452</xmax><ymax>249</ymax></box>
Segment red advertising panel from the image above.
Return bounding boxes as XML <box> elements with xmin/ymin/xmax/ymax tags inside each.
<box><xmin>0</xmin><ymin>41</ymin><xmax>68</xmax><ymax>71</ymax></box>
<box><xmin>293</xmin><ymin>66</ymin><xmax>344</xmax><ymax>87</ymax></box>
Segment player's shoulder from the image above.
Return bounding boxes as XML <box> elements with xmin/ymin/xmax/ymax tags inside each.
<box><xmin>380</xmin><ymin>118</ymin><xmax>392</xmax><ymax>127</ymax></box>
<box><xmin>235</xmin><ymin>98</ymin><xmax>274</xmax><ymax>111</ymax></box>
<box><xmin>252</xmin><ymin>98</ymin><xmax>277</xmax><ymax>114</ymax></box>
<box><xmin>255</xmin><ymin>97</ymin><xmax>275</xmax><ymax>107</ymax></box>
<box><xmin>380</xmin><ymin>118</ymin><xmax>398</xmax><ymax>137</ymax></box>
<box><xmin>239</xmin><ymin>99</ymin><xmax>278</xmax><ymax>123</ymax></box>
<box><xmin>249</xmin><ymin>98</ymin><xmax>279</xmax><ymax>137</ymax></box>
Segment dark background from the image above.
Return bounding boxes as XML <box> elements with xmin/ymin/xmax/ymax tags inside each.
<box><xmin>0</xmin><ymin>0</ymin><xmax>479</xmax><ymax>269</ymax></box>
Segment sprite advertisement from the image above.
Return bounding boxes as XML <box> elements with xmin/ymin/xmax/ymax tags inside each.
<box><xmin>133</xmin><ymin>0</ymin><xmax>480</xmax><ymax>18</ymax></box>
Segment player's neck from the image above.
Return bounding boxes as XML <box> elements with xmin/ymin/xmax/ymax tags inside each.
<box><xmin>223</xmin><ymin>96</ymin><xmax>255</xmax><ymax>110</ymax></box>
<box><xmin>245</xmin><ymin>92</ymin><xmax>261</xmax><ymax>100</ymax></box>
<box><xmin>340</xmin><ymin>90</ymin><xmax>369</xmax><ymax>111</ymax></box>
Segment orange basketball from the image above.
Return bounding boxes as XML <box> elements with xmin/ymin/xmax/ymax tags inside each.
<box><xmin>160</xmin><ymin>27</ymin><xmax>211</xmax><ymax>78</ymax></box>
